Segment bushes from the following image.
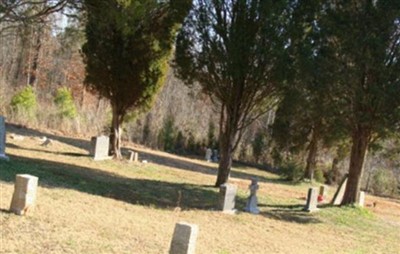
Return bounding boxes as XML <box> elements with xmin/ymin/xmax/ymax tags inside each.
<box><xmin>370</xmin><ymin>169</ymin><xmax>397</xmax><ymax>196</ymax></box>
<box><xmin>279</xmin><ymin>160</ymin><xmax>304</xmax><ymax>182</ymax></box>
<box><xmin>54</xmin><ymin>87</ymin><xmax>77</xmax><ymax>119</ymax></box>
<box><xmin>10</xmin><ymin>85</ymin><xmax>37</xmax><ymax>119</ymax></box>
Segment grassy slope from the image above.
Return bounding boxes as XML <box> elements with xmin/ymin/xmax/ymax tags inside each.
<box><xmin>1</xmin><ymin>128</ymin><xmax>399</xmax><ymax>254</ymax></box>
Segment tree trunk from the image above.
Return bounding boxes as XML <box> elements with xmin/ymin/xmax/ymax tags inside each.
<box><xmin>110</xmin><ymin>105</ymin><xmax>123</xmax><ymax>159</ymax></box>
<box><xmin>304</xmin><ymin>128</ymin><xmax>319</xmax><ymax>180</ymax></box>
<box><xmin>215</xmin><ymin>132</ymin><xmax>234</xmax><ymax>186</ymax></box>
<box><xmin>341</xmin><ymin>127</ymin><xmax>371</xmax><ymax>205</ymax></box>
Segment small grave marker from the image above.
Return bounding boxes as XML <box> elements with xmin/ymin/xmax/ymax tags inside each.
<box><xmin>10</xmin><ymin>174</ymin><xmax>38</xmax><ymax>215</ymax></box>
<box><xmin>169</xmin><ymin>222</ymin><xmax>199</xmax><ymax>254</ymax></box>
<box><xmin>358</xmin><ymin>191</ymin><xmax>365</xmax><ymax>207</ymax></box>
<box><xmin>129</xmin><ymin>151</ymin><xmax>138</xmax><ymax>162</ymax></box>
<box><xmin>218</xmin><ymin>183</ymin><xmax>237</xmax><ymax>214</ymax></box>
<box><xmin>205</xmin><ymin>148</ymin><xmax>212</xmax><ymax>162</ymax></box>
<box><xmin>90</xmin><ymin>136</ymin><xmax>110</xmax><ymax>160</ymax></box>
<box><xmin>0</xmin><ymin>116</ymin><xmax>9</xmax><ymax>161</ymax></box>
<box><xmin>304</xmin><ymin>187</ymin><xmax>319</xmax><ymax>212</ymax></box>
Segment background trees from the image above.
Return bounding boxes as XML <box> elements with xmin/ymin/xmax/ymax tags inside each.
<box><xmin>174</xmin><ymin>0</ymin><xmax>289</xmax><ymax>186</ymax></box>
<box><xmin>82</xmin><ymin>0</ymin><xmax>191</xmax><ymax>158</ymax></box>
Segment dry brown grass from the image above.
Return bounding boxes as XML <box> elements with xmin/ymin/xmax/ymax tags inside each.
<box><xmin>1</xmin><ymin>126</ymin><xmax>400</xmax><ymax>254</ymax></box>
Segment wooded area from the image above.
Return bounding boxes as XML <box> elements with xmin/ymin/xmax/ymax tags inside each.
<box><xmin>0</xmin><ymin>0</ymin><xmax>399</xmax><ymax>205</ymax></box>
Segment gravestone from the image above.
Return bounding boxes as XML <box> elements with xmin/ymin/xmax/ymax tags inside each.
<box><xmin>169</xmin><ymin>222</ymin><xmax>199</xmax><ymax>254</ymax></box>
<box><xmin>331</xmin><ymin>174</ymin><xmax>349</xmax><ymax>205</ymax></box>
<box><xmin>304</xmin><ymin>187</ymin><xmax>319</xmax><ymax>212</ymax></box>
<box><xmin>245</xmin><ymin>178</ymin><xmax>260</xmax><ymax>214</ymax></box>
<box><xmin>129</xmin><ymin>151</ymin><xmax>138</xmax><ymax>162</ymax></box>
<box><xmin>90</xmin><ymin>136</ymin><xmax>110</xmax><ymax>160</ymax></box>
<box><xmin>10</xmin><ymin>174</ymin><xmax>38</xmax><ymax>215</ymax></box>
<box><xmin>0</xmin><ymin>116</ymin><xmax>9</xmax><ymax>161</ymax></box>
<box><xmin>218</xmin><ymin>184</ymin><xmax>237</xmax><ymax>214</ymax></box>
<box><xmin>205</xmin><ymin>148</ymin><xmax>212</xmax><ymax>162</ymax></box>
<box><xmin>358</xmin><ymin>191</ymin><xmax>365</xmax><ymax>207</ymax></box>
<box><xmin>319</xmin><ymin>185</ymin><xmax>328</xmax><ymax>198</ymax></box>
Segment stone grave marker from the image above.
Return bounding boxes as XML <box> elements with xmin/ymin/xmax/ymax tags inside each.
<box><xmin>0</xmin><ymin>116</ymin><xmax>9</xmax><ymax>161</ymax></box>
<box><xmin>319</xmin><ymin>185</ymin><xmax>328</xmax><ymax>198</ymax></box>
<box><xmin>245</xmin><ymin>178</ymin><xmax>260</xmax><ymax>214</ymax></box>
<box><xmin>304</xmin><ymin>187</ymin><xmax>319</xmax><ymax>212</ymax></box>
<box><xmin>218</xmin><ymin>183</ymin><xmax>237</xmax><ymax>214</ymax></box>
<box><xmin>169</xmin><ymin>222</ymin><xmax>199</xmax><ymax>254</ymax></box>
<box><xmin>205</xmin><ymin>148</ymin><xmax>212</xmax><ymax>162</ymax></box>
<box><xmin>90</xmin><ymin>136</ymin><xmax>110</xmax><ymax>160</ymax></box>
<box><xmin>358</xmin><ymin>191</ymin><xmax>365</xmax><ymax>207</ymax></box>
<box><xmin>10</xmin><ymin>174</ymin><xmax>39</xmax><ymax>215</ymax></box>
<box><xmin>129</xmin><ymin>151</ymin><xmax>139</xmax><ymax>162</ymax></box>
<box><xmin>331</xmin><ymin>174</ymin><xmax>349</xmax><ymax>205</ymax></box>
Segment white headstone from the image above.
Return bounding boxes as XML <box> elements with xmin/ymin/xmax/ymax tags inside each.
<box><xmin>332</xmin><ymin>175</ymin><xmax>348</xmax><ymax>205</ymax></box>
<box><xmin>169</xmin><ymin>222</ymin><xmax>199</xmax><ymax>254</ymax></box>
<box><xmin>245</xmin><ymin>178</ymin><xmax>260</xmax><ymax>214</ymax></box>
<box><xmin>304</xmin><ymin>187</ymin><xmax>319</xmax><ymax>212</ymax></box>
<box><xmin>90</xmin><ymin>136</ymin><xmax>110</xmax><ymax>160</ymax></box>
<box><xmin>10</xmin><ymin>174</ymin><xmax>38</xmax><ymax>215</ymax></box>
<box><xmin>358</xmin><ymin>191</ymin><xmax>365</xmax><ymax>207</ymax></box>
<box><xmin>0</xmin><ymin>116</ymin><xmax>9</xmax><ymax>161</ymax></box>
<box><xmin>205</xmin><ymin>148</ymin><xmax>212</xmax><ymax>162</ymax></box>
<box><xmin>218</xmin><ymin>184</ymin><xmax>237</xmax><ymax>214</ymax></box>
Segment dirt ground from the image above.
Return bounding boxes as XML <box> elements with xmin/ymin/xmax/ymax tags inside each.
<box><xmin>1</xmin><ymin>125</ymin><xmax>399</xmax><ymax>254</ymax></box>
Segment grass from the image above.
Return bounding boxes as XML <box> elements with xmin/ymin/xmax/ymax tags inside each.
<box><xmin>1</xmin><ymin>126</ymin><xmax>400</xmax><ymax>253</ymax></box>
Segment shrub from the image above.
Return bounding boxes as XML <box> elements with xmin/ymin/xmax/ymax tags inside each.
<box><xmin>279</xmin><ymin>160</ymin><xmax>304</xmax><ymax>182</ymax></box>
<box><xmin>371</xmin><ymin>169</ymin><xmax>397</xmax><ymax>196</ymax></box>
<box><xmin>158</xmin><ymin>115</ymin><xmax>177</xmax><ymax>152</ymax></box>
<box><xmin>54</xmin><ymin>87</ymin><xmax>77</xmax><ymax>119</ymax></box>
<box><xmin>10</xmin><ymin>85</ymin><xmax>37</xmax><ymax>118</ymax></box>
<box><xmin>314</xmin><ymin>169</ymin><xmax>325</xmax><ymax>183</ymax></box>
<box><xmin>252</xmin><ymin>130</ymin><xmax>265</xmax><ymax>163</ymax></box>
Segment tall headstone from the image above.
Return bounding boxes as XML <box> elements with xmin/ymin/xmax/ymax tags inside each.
<box><xmin>245</xmin><ymin>178</ymin><xmax>260</xmax><ymax>214</ymax></box>
<box><xmin>331</xmin><ymin>174</ymin><xmax>349</xmax><ymax>205</ymax></box>
<box><xmin>169</xmin><ymin>222</ymin><xmax>199</xmax><ymax>254</ymax></box>
<box><xmin>129</xmin><ymin>151</ymin><xmax>138</xmax><ymax>162</ymax></box>
<box><xmin>304</xmin><ymin>187</ymin><xmax>319</xmax><ymax>212</ymax></box>
<box><xmin>90</xmin><ymin>136</ymin><xmax>110</xmax><ymax>160</ymax></box>
<box><xmin>10</xmin><ymin>174</ymin><xmax>38</xmax><ymax>215</ymax></box>
<box><xmin>205</xmin><ymin>148</ymin><xmax>212</xmax><ymax>162</ymax></box>
<box><xmin>0</xmin><ymin>116</ymin><xmax>9</xmax><ymax>161</ymax></box>
<box><xmin>358</xmin><ymin>191</ymin><xmax>365</xmax><ymax>207</ymax></box>
<box><xmin>218</xmin><ymin>184</ymin><xmax>237</xmax><ymax>214</ymax></box>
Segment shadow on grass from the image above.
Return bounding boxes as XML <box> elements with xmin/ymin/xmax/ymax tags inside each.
<box><xmin>7</xmin><ymin>123</ymin><xmax>283</xmax><ymax>184</ymax></box>
<box><xmin>7</xmin><ymin>143</ymin><xmax>88</xmax><ymax>157</ymax></box>
<box><xmin>0</xmin><ymin>155</ymin><xmax>243</xmax><ymax>211</ymax></box>
<box><xmin>257</xmin><ymin>204</ymin><xmax>322</xmax><ymax>224</ymax></box>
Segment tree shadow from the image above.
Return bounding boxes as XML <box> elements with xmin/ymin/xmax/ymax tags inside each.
<box><xmin>6</xmin><ymin>143</ymin><xmax>87</xmax><ymax>157</ymax></box>
<box><xmin>0</xmin><ymin>155</ymin><xmax>249</xmax><ymax>211</ymax></box>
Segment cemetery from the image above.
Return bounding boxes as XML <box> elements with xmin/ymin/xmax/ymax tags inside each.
<box><xmin>1</xmin><ymin>122</ymin><xmax>399</xmax><ymax>254</ymax></box>
<box><xmin>1</xmin><ymin>1</ymin><xmax>400</xmax><ymax>254</ymax></box>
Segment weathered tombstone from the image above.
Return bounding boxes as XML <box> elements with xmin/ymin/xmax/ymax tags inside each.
<box><xmin>331</xmin><ymin>174</ymin><xmax>349</xmax><ymax>205</ymax></box>
<box><xmin>211</xmin><ymin>149</ymin><xmax>219</xmax><ymax>162</ymax></box>
<box><xmin>10</xmin><ymin>174</ymin><xmax>38</xmax><ymax>215</ymax></box>
<box><xmin>245</xmin><ymin>178</ymin><xmax>260</xmax><ymax>214</ymax></box>
<box><xmin>319</xmin><ymin>185</ymin><xmax>328</xmax><ymax>198</ymax></box>
<box><xmin>218</xmin><ymin>183</ymin><xmax>237</xmax><ymax>214</ymax></box>
<box><xmin>0</xmin><ymin>116</ymin><xmax>9</xmax><ymax>161</ymax></box>
<box><xmin>358</xmin><ymin>191</ymin><xmax>365</xmax><ymax>207</ymax></box>
<box><xmin>129</xmin><ymin>151</ymin><xmax>138</xmax><ymax>162</ymax></box>
<box><xmin>205</xmin><ymin>148</ymin><xmax>212</xmax><ymax>162</ymax></box>
<box><xmin>169</xmin><ymin>222</ymin><xmax>199</xmax><ymax>254</ymax></box>
<box><xmin>304</xmin><ymin>187</ymin><xmax>319</xmax><ymax>212</ymax></box>
<box><xmin>90</xmin><ymin>136</ymin><xmax>110</xmax><ymax>160</ymax></box>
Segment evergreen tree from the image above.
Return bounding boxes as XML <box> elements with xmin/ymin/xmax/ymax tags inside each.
<box><xmin>82</xmin><ymin>0</ymin><xmax>191</xmax><ymax>158</ymax></box>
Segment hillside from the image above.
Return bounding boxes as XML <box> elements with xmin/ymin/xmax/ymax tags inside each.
<box><xmin>1</xmin><ymin>125</ymin><xmax>399</xmax><ymax>254</ymax></box>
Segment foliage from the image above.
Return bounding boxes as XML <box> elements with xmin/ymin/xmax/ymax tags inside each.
<box><xmin>371</xmin><ymin>169</ymin><xmax>398</xmax><ymax>196</ymax></box>
<box><xmin>54</xmin><ymin>87</ymin><xmax>77</xmax><ymax>119</ymax></box>
<box><xmin>314</xmin><ymin>169</ymin><xmax>325</xmax><ymax>184</ymax></box>
<box><xmin>174</xmin><ymin>0</ymin><xmax>290</xmax><ymax>186</ymax></box>
<box><xmin>252</xmin><ymin>130</ymin><xmax>266</xmax><ymax>163</ymax></box>
<box><xmin>10</xmin><ymin>85</ymin><xmax>37</xmax><ymax>118</ymax></box>
<box><xmin>82</xmin><ymin>0</ymin><xmax>191</xmax><ymax>158</ymax></box>
<box><xmin>207</xmin><ymin>121</ymin><xmax>217</xmax><ymax>148</ymax></box>
<box><xmin>158</xmin><ymin>115</ymin><xmax>177</xmax><ymax>152</ymax></box>
<box><xmin>279</xmin><ymin>160</ymin><xmax>304</xmax><ymax>182</ymax></box>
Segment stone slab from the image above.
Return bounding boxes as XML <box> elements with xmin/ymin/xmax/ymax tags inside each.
<box><xmin>331</xmin><ymin>174</ymin><xmax>349</xmax><ymax>205</ymax></box>
<box><xmin>304</xmin><ymin>187</ymin><xmax>319</xmax><ymax>212</ymax></box>
<box><xmin>169</xmin><ymin>222</ymin><xmax>199</xmax><ymax>254</ymax></box>
<box><xmin>218</xmin><ymin>184</ymin><xmax>237</xmax><ymax>212</ymax></box>
<box><xmin>10</xmin><ymin>174</ymin><xmax>38</xmax><ymax>215</ymax></box>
